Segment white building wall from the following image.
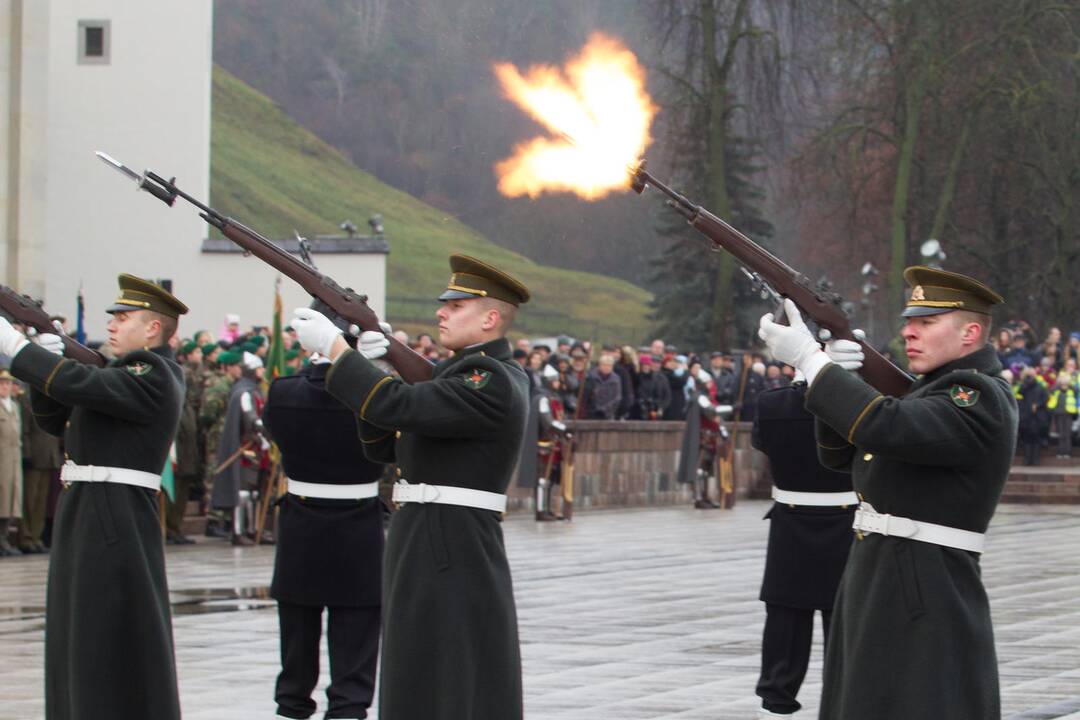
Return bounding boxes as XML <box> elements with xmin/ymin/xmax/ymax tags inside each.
<box><xmin>1</xmin><ymin>0</ymin><xmax>51</xmax><ymax>300</ymax></box>
<box><xmin>193</xmin><ymin>251</ymin><xmax>387</xmax><ymax>340</ymax></box>
<box><xmin>43</xmin><ymin>0</ymin><xmax>213</xmax><ymax>340</ymax></box>
<box><xmin>4</xmin><ymin>1</ymin><xmax>386</xmax><ymax>342</ymax></box>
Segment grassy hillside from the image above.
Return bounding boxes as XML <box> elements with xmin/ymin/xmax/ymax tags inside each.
<box><xmin>209</xmin><ymin>67</ymin><xmax>652</xmax><ymax>343</ymax></box>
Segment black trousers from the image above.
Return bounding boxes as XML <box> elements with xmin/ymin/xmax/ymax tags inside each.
<box><xmin>756</xmin><ymin>603</ymin><xmax>832</xmax><ymax>715</ymax></box>
<box><xmin>275</xmin><ymin>602</ymin><xmax>380</xmax><ymax>719</ymax></box>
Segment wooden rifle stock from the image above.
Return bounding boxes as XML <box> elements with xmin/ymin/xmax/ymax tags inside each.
<box><xmin>138</xmin><ymin>172</ymin><xmax>434</xmax><ymax>384</ymax></box>
<box><xmin>631</xmin><ymin>163</ymin><xmax>912</xmax><ymax>397</ymax></box>
<box><xmin>0</xmin><ymin>286</ymin><xmax>106</xmax><ymax>367</ymax></box>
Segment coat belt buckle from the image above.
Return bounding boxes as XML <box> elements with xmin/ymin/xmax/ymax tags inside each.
<box><xmin>412</xmin><ymin>483</ymin><xmax>440</xmax><ymax>504</ymax></box>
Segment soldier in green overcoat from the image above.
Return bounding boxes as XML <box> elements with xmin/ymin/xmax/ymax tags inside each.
<box><xmin>199</xmin><ymin>351</ymin><xmax>242</xmax><ymax>537</ymax></box>
<box><xmin>0</xmin><ymin>274</ymin><xmax>188</xmax><ymax>720</ymax></box>
<box><xmin>292</xmin><ymin>254</ymin><xmax>531</xmax><ymax>720</ymax></box>
<box><xmin>758</xmin><ymin>267</ymin><xmax>1018</xmax><ymax>720</ymax></box>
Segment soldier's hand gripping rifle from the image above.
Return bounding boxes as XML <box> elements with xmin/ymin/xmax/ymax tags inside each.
<box><xmin>629</xmin><ymin>161</ymin><xmax>912</xmax><ymax>397</ymax></box>
<box><xmin>96</xmin><ymin>152</ymin><xmax>434</xmax><ymax>384</ymax></box>
<box><xmin>0</xmin><ymin>287</ymin><xmax>106</xmax><ymax>367</ymax></box>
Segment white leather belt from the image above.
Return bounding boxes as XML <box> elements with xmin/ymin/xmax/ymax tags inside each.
<box><xmin>772</xmin><ymin>487</ymin><xmax>858</xmax><ymax>507</ymax></box>
<box><xmin>287</xmin><ymin>479</ymin><xmax>379</xmax><ymax>500</ymax></box>
<box><xmin>392</xmin><ymin>480</ymin><xmax>507</xmax><ymax>513</ymax></box>
<box><xmin>60</xmin><ymin>461</ymin><xmax>161</xmax><ymax>491</ymax></box>
<box><xmin>852</xmin><ymin>502</ymin><xmax>985</xmax><ymax>553</ymax></box>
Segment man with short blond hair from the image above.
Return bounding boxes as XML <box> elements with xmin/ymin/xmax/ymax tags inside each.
<box><xmin>759</xmin><ymin>266</ymin><xmax>1016</xmax><ymax>720</ymax></box>
<box><xmin>293</xmin><ymin>254</ymin><xmax>531</xmax><ymax>720</ymax></box>
<box><xmin>0</xmin><ymin>273</ymin><xmax>187</xmax><ymax>720</ymax></box>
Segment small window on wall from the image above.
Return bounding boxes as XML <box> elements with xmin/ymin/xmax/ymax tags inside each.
<box><xmin>77</xmin><ymin>20</ymin><xmax>110</xmax><ymax>65</ymax></box>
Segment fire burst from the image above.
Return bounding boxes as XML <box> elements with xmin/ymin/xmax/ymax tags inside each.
<box><xmin>493</xmin><ymin>33</ymin><xmax>657</xmax><ymax>200</ymax></box>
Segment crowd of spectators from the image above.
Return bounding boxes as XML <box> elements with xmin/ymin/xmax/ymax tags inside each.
<box><xmin>996</xmin><ymin>322</ymin><xmax>1080</xmax><ymax>465</ymax></box>
<box><xmin>509</xmin><ymin>335</ymin><xmax>793</xmax><ymax>423</ymax></box>
<box><xmin>4</xmin><ymin>310</ymin><xmax>1070</xmax><ymax>553</ymax></box>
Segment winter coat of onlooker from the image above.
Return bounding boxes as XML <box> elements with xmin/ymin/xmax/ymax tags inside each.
<box><xmin>0</xmin><ymin>370</ymin><xmax>22</xmax><ymax>556</ymax></box>
<box><xmin>583</xmin><ymin>356</ymin><xmax>622</xmax><ymax>420</ymax></box>
<box><xmin>614</xmin><ymin>346</ymin><xmax>638</xmax><ymax>419</ymax></box>
<box><xmin>1047</xmin><ymin>372</ymin><xmax>1077</xmax><ymax>458</ymax></box>
<box><xmin>1017</xmin><ymin>368</ymin><xmax>1049</xmax><ymax>466</ymax></box>
<box><xmin>1002</xmin><ymin>336</ymin><xmax>1036</xmax><ymax>370</ymax></box>
<box><xmin>633</xmin><ymin>355</ymin><xmax>671</xmax><ymax>420</ymax></box>
<box><xmin>740</xmin><ymin>362</ymin><xmax>767</xmax><ymax>421</ymax></box>
<box><xmin>662</xmin><ymin>356</ymin><xmax>689</xmax><ymax>421</ymax></box>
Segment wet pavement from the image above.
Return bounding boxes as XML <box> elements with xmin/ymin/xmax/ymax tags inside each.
<box><xmin>0</xmin><ymin>501</ymin><xmax>1078</xmax><ymax>719</ymax></box>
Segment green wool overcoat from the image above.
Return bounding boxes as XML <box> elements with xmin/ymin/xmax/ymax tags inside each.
<box><xmin>11</xmin><ymin>342</ymin><xmax>184</xmax><ymax>720</ymax></box>
<box><xmin>806</xmin><ymin>344</ymin><xmax>1017</xmax><ymax>720</ymax></box>
<box><xmin>325</xmin><ymin>337</ymin><xmax>529</xmax><ymax>720</ymax></box>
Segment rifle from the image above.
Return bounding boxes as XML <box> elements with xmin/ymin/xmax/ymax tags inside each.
<box><xmin>0</xmin><ymin>286</ymin><xmax>107</xmax><ymax>367</ymax></box>
<box><xmin>629</xmin><ymin>161</ymin><xmax>912</xmax><ymax>397</ymax></box>
<box><xmin>96</xmin><ymin>152</ymin><xmax>434</xmax><ymax>384</ymax></box>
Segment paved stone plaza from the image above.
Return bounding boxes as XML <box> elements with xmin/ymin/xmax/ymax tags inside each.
<box><xmin>0</xmin><ymin>501</ymin><xmax>1078</xmax><ymax>719</ymax></box>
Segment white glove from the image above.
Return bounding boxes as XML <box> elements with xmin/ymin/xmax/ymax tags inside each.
<box><xmin>358</xmin><ymin>330</ymin><xmax>390</xmax><ymax>360</ymax></box>
<box><xmin>37</xmin><ymin>333</ymin><xmax>65</xmax><ymax>356</ymax></box>
<box><xmin>697</xmin><ymin>394</ymin><xmax>712</xmax><ymax>409</ymax></box>
<box><xmin>347</xmin><ymin>320</ymin><xmax>391</xmax><ymax>338</ymax></box>
<box><xmin>758</xmin><ymin>299</ymin><xmax>830</xmax><ymax>384</ymax></box>
<box><xmin>292</xmin><ymin>307</ymin><xmax>343</xmax><ymax>356</ymax></box>
<box><xmin>819</xmin><ymin>328</ymin><xmax>866</xmax><ymax>371</ymax></box>
<box><xmin>0</xmin><ymin>317</ymin><xmax>29</xmax><ymax>358</ymax></box>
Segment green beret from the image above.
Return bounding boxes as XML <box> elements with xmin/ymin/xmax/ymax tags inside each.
<box><xmin>217</xmin><ymin>351</ymin><xmax>242</xmax><ymax>366</ymax></box>
<box><xmin>104</xmin><ymin>273</ymin><xmax>189</xmax><ymax>319</ymax></box>
<box><xmin>291</xmin><ymin>340</ymin><xmax>302</xmax><ymax>351</ymax></box>
<box><xmin>437</xmin><ymin>254</ymin><xmax>530</xmax><ymax>306</ymax></box>
<box><xmin>249</xmin><ymin>336</ymin><xmax>266</xmax><ymax>347</ymax></box>
<box><xmin>285</xmin><ymin>349</ymin><xmax>301</xmax><ymax>361</ymax></box>
<box><xmin>180</xmin><ymin>341</ymin><xmax>198</xmax><ymax>355</ymax></box>
<box><xmin>240</xmin><ymin>342</ymin><xmax>258</xmax><ymax>354</ymax></box>
<box><xmin>201</xmin><ymin>343</ymin><xmax>218</xmax><ymax>356</ymax></box>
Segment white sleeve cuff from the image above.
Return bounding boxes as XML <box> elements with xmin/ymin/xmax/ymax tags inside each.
<box><xmin>10</xmin><ymin>338</ymin><xmax>30</xmax><ymax>359</ymax></box>
<box><xmin>799</xmin><ymin>350</ymin><xmax>832</xmax><ymax>386</ymax></box>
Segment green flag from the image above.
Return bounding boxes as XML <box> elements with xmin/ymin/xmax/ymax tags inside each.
<box><xmin>266</xmin><ymin>278</ymin><xmax>287</xmax><ymax>382</ymax></box>
<box><xmin>160</xmin><ymin>443</ymin><xmax>176</xmax><ymax>502</ymax></box>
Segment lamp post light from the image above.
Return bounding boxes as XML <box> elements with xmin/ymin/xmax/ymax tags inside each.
<box><xmin>920</xmin><ymin>239</ymin><xmax>946</xmax><ymax>269</ymax></box>
<box><xmin>368</xmin><ymin>214</ymin><xmax>384</xmax><ymax>237</ymax></box>
<box><xmin>860</xmin><ymin>262</ymin><xmax>879</xmax><ymax>340</ymax></box>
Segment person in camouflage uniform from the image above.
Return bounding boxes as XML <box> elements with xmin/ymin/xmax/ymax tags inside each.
<box><xmin>167</xmin><ymin>341</ymin><xmax>204</xmax><ymax>544</ymax></box>
<box><xmin>200</xmin><ymin>351</ymin><xmax>241</xmax><ymax>539</ymax></box>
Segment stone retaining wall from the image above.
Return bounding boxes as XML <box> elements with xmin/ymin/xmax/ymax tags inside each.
<box><xmin>507</xmin><ymin>420</ymin><xmax>773</xmax><ymax>513</ymax></box>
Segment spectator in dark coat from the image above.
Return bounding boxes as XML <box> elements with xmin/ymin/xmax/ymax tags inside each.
<box><xmin>740</xmin><ymin>361</ymin><xmax>767</xmax><ymax>421</ymax></box>
<box><xmin>614</xmin><ymin>346</ymin><xmax>638</xmax><ymax>419</ymax></box>
<box><xmin>1017</xmin><ymin>367</ymin><xmax>1049</xmax><ymax>466</ymax></box>
<box><xmin>1002</xmin><ymin>334</ymin><xmax>1036</xmax><ymax>369</ymax></box>
<box><xmin>662</xmin><ymin>355</ymin><xmax>689</xmax><ymax>420</ymax></box>
<box><xmin>584</xmin><ymin>354</ymin><xmax>622</xmax><ymax>420</ymax></box>
<box><xmin>633</xmin><ymin>354</ymin><xmax>671</xmax><ymax>420</ymax></box>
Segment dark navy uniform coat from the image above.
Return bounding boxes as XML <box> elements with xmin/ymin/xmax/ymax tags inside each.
<box><xmin>325</xmin><ymin>337</ymin><xmax>529</xmax><ymax>720</ymax></box>
<box><xmin>806</xmin><ymin>345</ymin><xmax>1017</xmax><ymax>720</ymax></box>
<box><xmin>12</xmin><ymin>342</ymin><xmax>183</xmax><ymax>720</ymax></box>
<box><xmin>263</xmin><ymin>362</ymin><xmax>384</xmax><ymax>607</ymax></box>
<box><xmin>752</xmin><ymin>383</ymin><xmax>854</xmax><ymax>609</ymax></box>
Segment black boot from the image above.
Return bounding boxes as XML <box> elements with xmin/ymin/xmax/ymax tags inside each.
<box><xmin>0</xmin><ymin>519</ymin><xmax>21</xmax><ymax>556</ymax></box>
